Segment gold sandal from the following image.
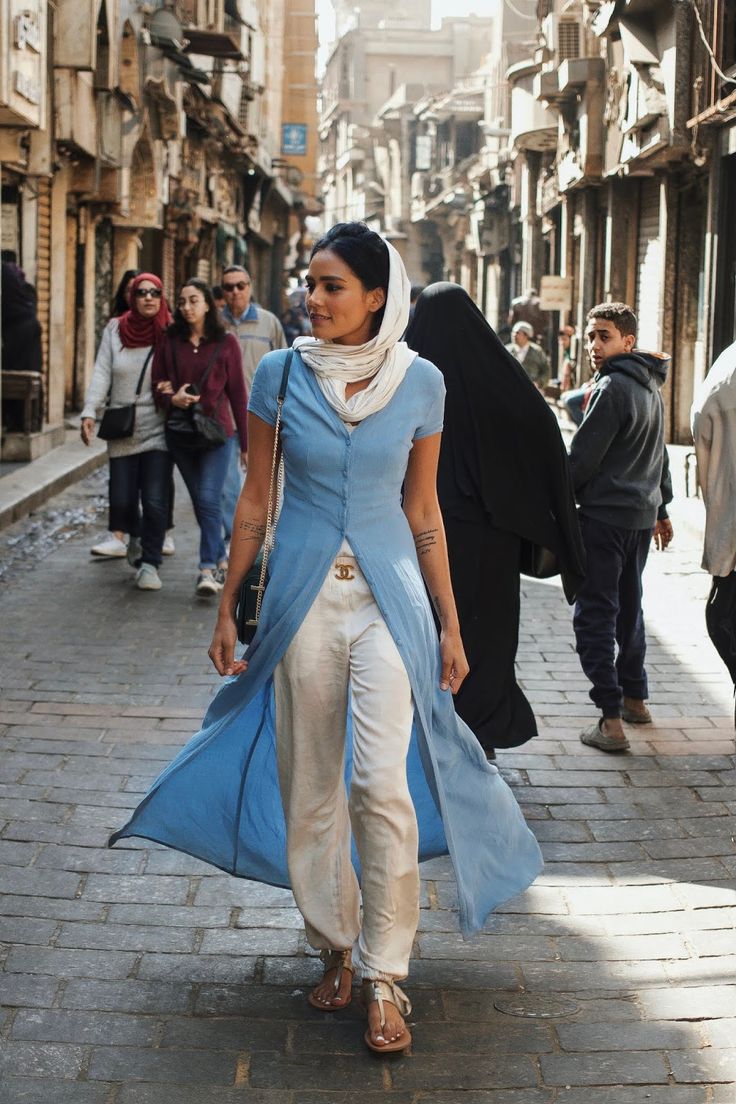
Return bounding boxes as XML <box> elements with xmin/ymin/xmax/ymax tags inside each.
<box><xmin>307</xmin><ymin>949</ymin><xmax>355</xmax><ymax>1011</ymax></box>
<box><xmin>361</xmin><ymin>978</ymin><xmax>412</xmax><ymax>1054</ymax></box>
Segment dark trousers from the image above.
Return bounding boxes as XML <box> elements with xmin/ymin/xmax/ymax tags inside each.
<box><xmin>108</xmin><ymin>450</ymin><xmax>173</xmax><ymax>567</ymax></box>
<box><xmin>706</xmin><ymin>573</ymin><xmax>736</xmax><ymax>685</ymax></box>
<box><xmin>169</xmin><ymin>439</ymin><xmax>229</xmax><ymax>568</ymax></box>
<box><xmin>573</xmin><ymin>515</ymin><xmax>652</xmax><ymax>718</ymax></box>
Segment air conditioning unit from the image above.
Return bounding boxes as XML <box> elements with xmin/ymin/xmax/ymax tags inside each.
<box><xmin>541</xmin><ymin>12</ymin><xmax>581</xmax><ymax>63</ymax></box>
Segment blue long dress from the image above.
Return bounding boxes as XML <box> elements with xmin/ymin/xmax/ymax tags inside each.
<box><xmin>110</xmin><ymin>350</ymin><xmax>543</xmax><ymax>936</ymax></box>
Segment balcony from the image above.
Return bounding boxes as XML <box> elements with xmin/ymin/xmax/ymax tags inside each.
<box><xmin>507</xmin><ymin>60</ymin><xmax>557</xmax><ymax>153</ymax></box>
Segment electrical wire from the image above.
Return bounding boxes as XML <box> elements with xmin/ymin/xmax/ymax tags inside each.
<box><xmin>503</xmin><ymin>0</ymin><xmax>536</xmax><ymax>21</ymax></box>
<box><xmin>687</xmin><ymin>0</ymin><xmax>736</xmax><ymax>86</ymax></box>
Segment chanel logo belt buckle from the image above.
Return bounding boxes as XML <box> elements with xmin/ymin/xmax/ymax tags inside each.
<box><xmin>334</xmin><ymin>561</ymin><xmax>355</xmax><ymax>581</ymax></box>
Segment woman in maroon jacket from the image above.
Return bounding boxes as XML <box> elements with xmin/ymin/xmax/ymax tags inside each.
<box><xmin>153</xmin><ymin>279</ymin><xmax>248</xmax><ymax>597</ymax></box>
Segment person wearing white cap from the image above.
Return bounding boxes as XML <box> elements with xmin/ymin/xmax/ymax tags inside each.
<box><xmin>506</xmin><ymin>320</ymin><xmax>550</xmax><ymax>389</ymax></box>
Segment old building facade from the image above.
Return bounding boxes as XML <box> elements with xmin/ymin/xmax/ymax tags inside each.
<box><xmin>1</xmin><ymin>0</ymin><xmax>317</xmax><ymax>460</ymax></box>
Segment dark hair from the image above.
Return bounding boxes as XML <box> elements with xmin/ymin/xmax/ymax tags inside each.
<box><xmin>586</xmin><ymin>301</ymin><xmax>637</xmax><ymax>338</ymax></box>
<box><xmin>170</xmin><ymin>278</ymin><xmax>227</xmax><ymax>342</ymax></box>
<box><xmin>311</xmin><ymin>221</ymin><xmax>389</xmax><ymax>331</ymax></box>
<box><xmin>212</xmin><ymin>285</ymin><xmax>224</xmax><ymax>299</ymax></box>
<box><xmin>112</xmin><ymin>269</ymin><xmax>141</xmax><ymax>317</ymax></box>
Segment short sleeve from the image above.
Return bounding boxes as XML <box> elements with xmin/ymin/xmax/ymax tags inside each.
<box><xmin>247</xmin><ymin>351</ymin><xmax>285</xmax><ymax>426</ymax></box>
<box><xmin>413</xmin><ymin>363</ymin><xmax>446</xmax><ymax>440</ymax></box>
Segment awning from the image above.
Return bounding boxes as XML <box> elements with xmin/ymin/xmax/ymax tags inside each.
<box><xmin>183</xmin><ymin>30</ymin><xmax>244</xmax><ymax>60</ymax></box>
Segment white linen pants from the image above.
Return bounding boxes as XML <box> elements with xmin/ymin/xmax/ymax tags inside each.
<box><xmin>273</xmin><ymin>542</ymin><xmax>419</xmax><ymax>980</ymax></box>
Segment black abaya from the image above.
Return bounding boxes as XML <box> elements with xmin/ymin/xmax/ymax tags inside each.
<box><xmin>406</xmin><ymin>283</ymin><xmax>585</xmax><ymax>751</ymax></box>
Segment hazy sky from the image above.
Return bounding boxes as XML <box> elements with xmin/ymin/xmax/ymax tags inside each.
<box><xmin>316</xmin><ymin>0</ymin><xmax>498</xmax><ymax>67</ymax></box>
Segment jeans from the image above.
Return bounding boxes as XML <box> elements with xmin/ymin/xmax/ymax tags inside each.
<box><xmin>573</xmin><ymin>515</ymin><xmax>652</xmax><ymax>718</ymax></box>
<box><xmin>221</xmin><ymin>435</ymin><xmax>244</xmax><ymax>541</ymax></box>
<box><xmin>108</xmin><ymin>450</ymin><xmax>173</xmax><ymax>567</ymax></box>
<box><xmin>169</xmin><ymin>439</ymin><xmax>229</xmax><ymax>568</ymax></box>
<box><xmin>273</xmin><ymin>542</ymin><xmax>418</xmax><ymax>980</ymax></box>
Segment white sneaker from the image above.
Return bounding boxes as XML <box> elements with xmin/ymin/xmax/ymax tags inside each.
<box><xmin>195</xmin><ymin>568</ymin><xmax>222</xmax><ymax>596</ymax></box>
<box><xmin>135</xmin><ymin>563</ymin><xmax>162</xmax><ymax>591</ymax></box>
<box><xmin>91</xmin><ymin>533</ymin><xmax>128</xmax><ymax>558</ymax></box>
<box><xmin>162</xmin><ymin>533</ymin><xmax>176</xmax><ymax>556</ymax></box>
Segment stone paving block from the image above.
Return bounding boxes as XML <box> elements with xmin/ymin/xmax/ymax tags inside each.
<box><xmin>11</xmin><ymin>1007</ymin><xmax>157</xmax><ymax>1046</ymax></box>
<box><xmin>138</xmin><ymin>953</ymin><xmax>258</xmax><ymax>983</ymax></box>
<box><xmin>393</xmin><ymin>958</ymin><xmax>520</xmax><ymax>991</ymax></box>
<box><xmin>521</xmin><ymin>959</ymin><xmax>668</xmax><ymax>992</ymax></box>
<box><xmin>641</xmin><ymin>836</ymin><xmax>736</xmax><ymax>859</ymax></box>
<box><xmin>636</xmin><ymin>985</ymin><xmax>736</xmax><ymax>1020</ymax></box>
<box><xmin>390</xmin><ymin>1053</ymin><xmax>538</xmax><ymax>1091</ymax></box>
<box><xmin>675</xmin><ymin>881</ymin><xmax>736</xmax><ymax>908</ymax></box>
<box><xmin>0</xmin><ymin>798</ymin><xmax>69</xmax><ymax>823</ymax></box>
<box><xmin>526</xmin><ymin>820</ymin><xmax>591</xmax><ymax>842</ymax></box>
<box><xmin>194</xmin><ymin>878</ymin><xmax>295</xmax><ymax>907</ymax></box>
<box><xmin>41</xmin><ymin>789</ymin><xmax>139</xmax><ymax>811</ymax></box>
<box><xmin>555</xmin><ymin>1020</ymin><xmax>703</xmax><ymax>1052</ymax></box>
<box><xmin>667</xmin><ymin>1046</ymin><xmax>736</xmax><ymax>1083</ymax></box>
<box><xmin>664</xmin><ymin>954</ymin><xmax>736</xmax><ymax>984</ymax></box>
<box><xmin>701</xmin><ymin>1017</ymin><xmax>736</xmax><ymax>1049</ymax></box>
<box><xmin>0</xmin><ymin>1080</ymin><xmax>112</xmax><ymax>1104</ymax></box>
<box><xmin>563</xmin><ymin>885</ymin><xmax>683</xmax><ymax>914</ymax></box>
<box><xmin>540</xmin><ymin>842</ymin><xmax>645</xmax><ymax>862</ymax></box>
<box><xmin>0</xmin><ymin>1040</ymin><xmax>85</xmax><ymax>1078</ymax></box>
<box><xmin>249</xmin><ymin>1052</ymin><xmax>387</xmax><ymax>1090</ymax></box>
<box><xmin>87</xmin><ymin>1045</ymin><xmax>238</xmax><ymax>1084</ymax></box>
<box><xmin>194</xmin><ymin>984</ymin><xmax>320</xmax><ymax>1019</ymax></box>
<box><xmin>0</xmin><ymin>839</ymin><xmax>39</xmax><ymax>866</ymax></box>
<box><xmin>554</xmin><ymin>1089</ymin><xmax>710</xmax><ymax>1104</ymax></box>
<box><xmin>82</xmin><ymin>873</ymin><xmax>190</xmax><ymax>904</ymax></box>
<box><xmin>56</xmin><ymin>921</ymin><xmax>196</xmax><ymax>953</ymax></box>
<box><xmin>687</xmin><ymin>929</ymin><xmax>736</xmax><ymax>957</ymax></box>
<box><xmin>61</xmin><ymin>977</ymin><xmax>192</xmax><ymax>1014</ymax></box>
<box><xmin>416</xmin><ymin>932</ymin><xmax>557</xmax><ymax>962</ymax></box>
<box><xmin>118</xmin><ymin>1091</ymin><xmax>286</xmax><ymax>1104</ymax></box>
<box><xmin>0</xmin><ymin>820</ymin><xmax>110</xmax><ymax>846</ymax></box>
<box><xmin>0</xmin><ymin>894</ymin><xmax>105</xmax><ymax>922</ymax></box>
<box><xmin>234</xmin><ymin>907</ymin><xmax>304</xmax><ymax>929</ymax></box>
<box><xmin>555</xmin><ymin>933</ymin><xmax>690</xmax><ymax>961</ymax></box>
<box><xmin>590</xmin><ymin>818</ymin><xmax>688</xmax><ymax>842</ymax></box>
<box><xmin>539</xmin><ymin>1049</ymin><xmax>669</xmax><ymax>1086</ymax></box>
<box><xmin>0</xmin><ymin>972</ymin><xmax>59</xmax><ymax>1008</ymax></box>
<box><xmin>0</xmin><ymin>867</ymin><xmax>82</xmax><ymax>899</ymax></box>
<box><xmin>199</xmin><ymin>928</ymin><xmax>301</xmax><ymax>956</ymax></box>
<box><xmin>6</xmin><ymin>946</ymin><xmax>137</xmax><ymax>980</ymax></box>
<box><xmin>160</xmin><ymin>1014</ymin><xmax>289</xmax><ymax>1051</ymax></box>
<box><xmin>107</xmin><ymin>903</ymin><xmax>233</xmax><ymax>928</ymax></box>
<box><xmin>0</xmin><ymin>915</ymin><xmax>58</xmax><ymax>945</ymax></box>
<box><xmin>142</xmin><ymin>850</ymin><xmax>216</xmax><ymax>875</ymax></box>
<box><xmin>34</xmin><ymin>843</ymin><xmax>144</xmax><ymax>874</ymax></box>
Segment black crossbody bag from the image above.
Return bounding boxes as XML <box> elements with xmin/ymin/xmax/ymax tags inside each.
<box><xmin>236</xmin><ymin>351</ymin><xmax>293</xmax><ymax>644</ymax></box>
<box><xmin>165</xmin><ymin>338</ymin><xmax>228</xmax><ymax>452</ymax></box>
<box><xmin>97</xmin><ymin>348</ymin><xmax>154</xmax><ymax>441</ymax></box>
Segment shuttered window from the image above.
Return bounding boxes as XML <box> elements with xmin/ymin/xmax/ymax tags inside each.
<box><xmin>635</xmin><ymin>177</ymin><xmax>663</xmax><ymax>351</ymax></box>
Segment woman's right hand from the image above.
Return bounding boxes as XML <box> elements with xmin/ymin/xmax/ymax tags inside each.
<box><xmin>80</xmin><ymin>417</ymin><xmax>95</xmax><ymax>446</ymax></box>
<box><xmin>208</xmin><ymin>614</ymin><xmax>248</xmax><ymax>678</ymax></box>
<box><xmin>171</xmin><ymin>384</ymin><xmax>201</xmax><ymax>410</ymax></box>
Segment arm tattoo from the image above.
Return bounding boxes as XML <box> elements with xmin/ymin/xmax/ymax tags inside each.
<box><xmin>238</xmin><ymin>519</ymin><xmax>266</xmax><ymax>543</ymax></box>
<box><xmin>432</xmin><ymin>594</ymin><xmax>444</xmax><ymax>621</ymax></box>
<box><xmin>414</xmin><ymin>527</ymin><xmax>438</xmax><ymax>557</ymax></box>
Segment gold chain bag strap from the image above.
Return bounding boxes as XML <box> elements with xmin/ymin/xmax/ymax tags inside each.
<box><xmin>236</xmin><ymin>350</ymin><xmax>293</xmax><ymax>644</ymax></box>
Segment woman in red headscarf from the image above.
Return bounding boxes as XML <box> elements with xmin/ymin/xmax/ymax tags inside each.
<box><xmin>80</xmin><ymin>273</ymin><xmax>174</xmax><ymax>590</ymax></box>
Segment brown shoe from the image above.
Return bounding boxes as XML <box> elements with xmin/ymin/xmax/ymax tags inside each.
<box><xmin>622</xmin><ymin>697</ymin><xmax>652</xmax><ymax>724</ymax></box>
<box><xmin>579</xmin><ymin>718</ymin><xmax>630</xmax><ymax>753</ymax></box>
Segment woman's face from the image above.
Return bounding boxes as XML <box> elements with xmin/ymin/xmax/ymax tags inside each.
<box><xmin>178</xmin><ymin>285</ymin><xmax>209</xmax><ymax>329</ymax></box>
<box><xmin>132</xmin><ymin>279</ymin><xmax>162</xmax><ymax>318</ymax></box>
<box><xmin>305</xmin><ymin>250</ymin><xmax>385</xmax><ymax>346</ymax></box>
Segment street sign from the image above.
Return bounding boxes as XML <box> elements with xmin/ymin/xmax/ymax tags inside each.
<box><xmin>540</xmin><ymin>275</ymin><xmax>573</xmax><ymax>311</ymax></box>
<box><xmin>282</xmin><ymin>124</ymin><xmax>307</xmax><ymax>156</ymax></box>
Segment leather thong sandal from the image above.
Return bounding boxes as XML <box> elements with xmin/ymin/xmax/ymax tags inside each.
<box><xmin>307</xmin><ymin>949</ymin><xmax>355</xmax><ymax>1011</ymax></box>
<box><xmin>361</xmin><ymin>978</ymin><xmax>412</xmax><ymax>1054</ymax></box>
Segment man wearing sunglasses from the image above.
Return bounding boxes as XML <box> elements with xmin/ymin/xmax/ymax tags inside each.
<box><xmin>220</xmin><ymin>265</ymin><xmax>286</xmax><ymax>541</ymax></box>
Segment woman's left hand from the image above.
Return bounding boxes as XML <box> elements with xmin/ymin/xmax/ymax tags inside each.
<box><xmin>439</xmin><ymin>628</ymin><xmax>469</xmax><ymax>694</ymax></box>
<box><xmin>156</xmin><ymin>380</ymin><xmax>174</xmax><ymax>395</ymax></box>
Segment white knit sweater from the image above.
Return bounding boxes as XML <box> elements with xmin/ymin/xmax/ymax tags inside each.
<box><xmin>82</xmin><ymin>319</ymin><xmax>167</xmax><ymax>458</ymax></box>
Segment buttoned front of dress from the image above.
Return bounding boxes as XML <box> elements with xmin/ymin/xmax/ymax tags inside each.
<box><xmin>111</xmin><ymin>350</ymin><xmax>543</xmax><ymax>936</ymax></box>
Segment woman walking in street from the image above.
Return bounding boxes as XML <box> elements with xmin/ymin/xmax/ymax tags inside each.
<box><xmin>153</xmin><ymin>278</ymin><xmax>247</xmax><ymax>597</ymax></box>
<box><xmin>81</xmin><ymin>273</ymin><xmax>173</xmax><ymax>590</ymax></box>
<box><xmin>111</xmin><ymin>225</ymin><xmax>542</xmax><ymax>1054</ymax></box>
<box><xmin>406</xmin><ymin>283</ymin><xmax>585</xmax><ymax>756</ymax></box>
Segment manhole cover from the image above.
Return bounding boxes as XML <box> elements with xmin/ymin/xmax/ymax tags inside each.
<box><xmin>493</xmin><ymin>995</ymin><xmax>580</xmax><ymax>1019</ymax></box>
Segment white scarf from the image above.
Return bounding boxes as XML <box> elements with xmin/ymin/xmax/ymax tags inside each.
<box><xmin>293</xmin><ymin>238</ymin><xmax>416</xmax><ymax>422</ymax></box>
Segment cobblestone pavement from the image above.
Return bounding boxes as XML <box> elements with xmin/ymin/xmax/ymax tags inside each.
<box><xmin>0</xmin><ymin>474</ymin><xmax>734</xmax><ymax>1103</ymax></box>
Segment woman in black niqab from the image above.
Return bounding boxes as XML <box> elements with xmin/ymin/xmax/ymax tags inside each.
<box><xmin>406</xmin><ymin>283</ymin><xmax>585</xmax><ymax>752</ymax></box>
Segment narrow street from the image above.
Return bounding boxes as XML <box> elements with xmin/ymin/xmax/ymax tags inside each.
<box><xmin>0</xmin><ymin>473</ymin><xmax>734</xmax><ymax>1103</ymax></box>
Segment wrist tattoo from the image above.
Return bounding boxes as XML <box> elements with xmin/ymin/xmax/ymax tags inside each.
<box><xmin>432</xmin><ymin>594</ymin><xmax>443</xmax><ymax>620</ymax></box>
<box><xmin>415</xmin><ymin>528</ymin><xmax>438</xmax><ymax>556</ymax></box>
<box><xmin>238</xmin><ymin>519</ymin><xmax>266</xmax><ymax>543</ymax></box>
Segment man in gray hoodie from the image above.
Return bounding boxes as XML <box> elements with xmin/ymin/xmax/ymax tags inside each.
<box><xmin>570</xmin><ymin>303</ymin><xmax>673</xmax><ymax>752</ymax></box>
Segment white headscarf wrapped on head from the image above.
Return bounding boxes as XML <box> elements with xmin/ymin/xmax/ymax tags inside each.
<box><xmin>293</xmin><ymin>236</ymin><xmax>417</xmax><ymax>423</ymax></box>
